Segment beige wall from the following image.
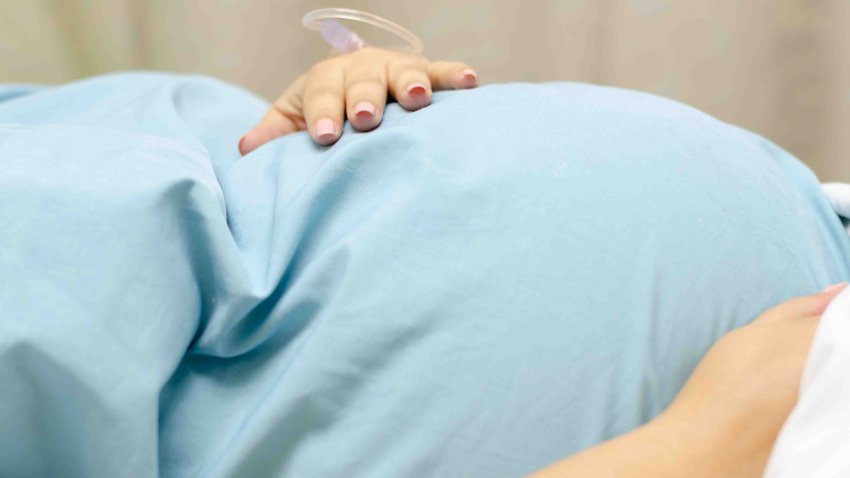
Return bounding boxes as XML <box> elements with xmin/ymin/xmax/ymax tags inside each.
<box><xmin>2</xmin><ymin>0</ymin><xmax>849</xmax><ymax>180</ymax></box>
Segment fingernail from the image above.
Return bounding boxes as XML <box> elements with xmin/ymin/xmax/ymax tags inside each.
<box><xmin>315</xmin><ymin>118</ymin><xmax>336</xmax><ymax>143</ymax></box>
<box><xmin>462</xmin><ymin>68</ymin><xmax>478</xmax><ymax>82</ymax></box>
<box><xmin>821</xmin><ymin>282</ymin><xmax>848</xmax><ymax>294</ymax></box>
<box><xmin>407</xmin><ymin>83</ymin><xmax>428</xmax><ymax>96</ymax></box>
<box><xmin>239</xmin><ymin>133</ymin><xmax>260</xmax><ymax>155</ymax></box>
<box><xmin>238</xmin><ymin>135</ymin><xmax>249</xmax><ymax>155</ymax></box>
<box><xmin>353</xmin><ymin>101</ymin><xmax>376</xmax><ymax>120</ymax></box>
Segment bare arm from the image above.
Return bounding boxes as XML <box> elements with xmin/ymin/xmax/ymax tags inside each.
<box><xmin>529</xmin><ymin>283</ymin><xmax>846</xmax><ymax>477</ymax></box>
<box><xmin>528</xmin><ymin>415</ymin><xmax>711</xmax><ymax>478</ymax></box>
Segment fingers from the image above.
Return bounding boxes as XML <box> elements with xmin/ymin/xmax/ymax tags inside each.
<box><xmin>344</xmin><ymin>60</ymin><xmax>388</xmax><ymax>132</ymax></box>
<box><xmin>820</xmin><ymin>282</ymin><xmax>849</xmax><ymax>296</ymax></box>
<box><xmin>427</xmin><ymin>61</ymin><xmax>479</xmax><ymax>91</ymax></box>
<box><xmin>302</xmin><ymin>60</ymin><xmax>346</xmax><ymax>146</ymax></box>
<box><xmin>239</xmin><ymin>110</ymin><xmax>299</xmax><ymax>155</ymax></box>
<box><xmin>387</xmin><ymin>56</ymin><xmax>433</xmax><ymax>111</ymax></box>
<box><xmin>387</xmin><ymin>57</ymin><xmax>480</xmax><ymax>111</ymax></box>
<box><xmin>756</xmin><ymin>283</ymin><xmax>848</xmax><ymax>324</ymax></box>
<box><xmin>238</xmin><ymin>50</ymin><xmax>481</xmax><ymax>154</ymax></box>
<box><xmin>239</xmin><ymin>75</ymin><xmax>306</xmax><ymax>155</ymax></box>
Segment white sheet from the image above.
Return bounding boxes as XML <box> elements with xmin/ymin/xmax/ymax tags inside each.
<box><xmin>765</xmin><ymin>183</ymin><xmax>850</xmax><ymax>477</ymax></box>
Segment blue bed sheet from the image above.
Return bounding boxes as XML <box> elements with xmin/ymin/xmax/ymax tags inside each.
<box><xmin>0</xmin><ymin>72</ymin><xmax>848</xmax><ymax>477</ymax></box>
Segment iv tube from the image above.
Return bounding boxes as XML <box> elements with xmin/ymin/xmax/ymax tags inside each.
<box><xmin>302</xmin><ymin>8</ymin><xmax>424</xmax><ymax>54</ymax></box>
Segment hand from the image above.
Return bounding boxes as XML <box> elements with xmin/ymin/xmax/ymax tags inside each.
<box><xmin>238</xmin><ymin>48</ymin><xmax>479</xmax><ymax>154</ymax></box>
<box><xmin>528</xmin><ymin>283</ymin><xmax>847</xmax><ymax>478</ymax></box>
<box><xmin>653</xmin><ymin>283</ymin><xmax>847</xmax><ymax>477</ymax></box>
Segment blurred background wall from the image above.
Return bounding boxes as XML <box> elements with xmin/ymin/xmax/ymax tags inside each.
<box><xmin>2</xmin><ymin>0</ymin><xmax>849</xmax><ymax>180</ymax></box>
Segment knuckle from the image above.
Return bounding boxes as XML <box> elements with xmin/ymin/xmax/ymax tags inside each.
<box><xmin>306</xmin><ymin>108</ymin><xmax>337</xmax><ymax>122</ymax></box>
<box><xmin>396</xmin><ymin>72</ymin><xmax>430</xmax><ymax>88</ymax></box>
<box><xmin>309</xmin><ymin>58</ymin><xmax>338</xmax><ymax>74</ymax></box>
<box><xmin>390</xmin><ymin>57</ymin><xmax>427</xmax><ymax>74</ymax></box>
<box><xmin>273</xmin><ymin>96</ymin><xmax>300</xmax><ymax>115</ymax></box>
<box><xmin>346</xmin><ymin>70</ymin><xmax>383</xmax><ymax>88</ymax></box>
<box><xmin>348</xmin><ymin>48</ymin><xmax>394</xmax><ymax>67</ymax></box>
<box><xmin>355</xmin><ymin>46</ymin><xmax>387</xmax><ymax>57</ymax></box>
<box><xmin>303</xmin><ymin>103</ymin><xmax>339</xmax><ymax>121</ymax></box>
<box><xmin>430</xmin><ymin>60</ymin><xmax>454</xmax><ymax>72</ymax></box>
<box><xmin>303</xmin><ymin>85</ymin><xmax>341</xmax><ymax>104</ymax></box>
<box><xmin>347</xmin><ymin>86</ymin><xmax>384</xmax><ymax>104</ymax></box>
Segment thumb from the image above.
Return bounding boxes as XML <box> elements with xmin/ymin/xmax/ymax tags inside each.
<box><xmin>239</xmin><ymin>109</ymin><xmax>299</xmax><ymax>155</ymax></box>
<box><xmin>239</xmin><ymin>74</ymin><xmax>307</xmax><ymax>156</ymax></box>
<box><xmin>756</xmin><ymin>282</ymin><xmax>847</xmax><ymax>324</ymax></box>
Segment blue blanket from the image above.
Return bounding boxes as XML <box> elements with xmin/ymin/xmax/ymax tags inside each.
<box><xmin>1</xmin><ymin>73</ymin><xmax>848</xmax><ymax>477</ymax></box>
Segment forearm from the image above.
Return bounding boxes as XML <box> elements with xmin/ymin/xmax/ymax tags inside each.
<box><xmin>526</xmin><ymin>413</ymin><xmax>718</xmax><ymax>478</ymax></box>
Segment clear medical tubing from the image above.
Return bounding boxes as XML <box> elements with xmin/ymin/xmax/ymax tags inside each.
<box><xmin>302</xmin><ymin>8</ymin><xmax>424</xmax><ymax>55</ymax></box>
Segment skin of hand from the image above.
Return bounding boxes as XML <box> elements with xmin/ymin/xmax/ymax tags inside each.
<box><xmin>528</xmin><ymin>282</ymin><xmax>848</xmax><ymax>478</ymax></box>
<box><xmin>238</xmin><ymin>47</ymin><xmax>479</xmax><ymax>154</ymax></box>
